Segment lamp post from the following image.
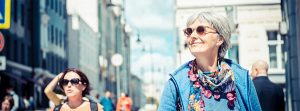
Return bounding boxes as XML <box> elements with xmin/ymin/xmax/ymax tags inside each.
<box><xmin>111</xmin><ymin>53</ymin><xmax>123</xmax><ymax>97</ymax></box>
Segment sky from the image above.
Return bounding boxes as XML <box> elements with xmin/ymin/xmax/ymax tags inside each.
<box><xmin>67</xmin><ymin>0</ymin><xmax>177</xmax><ymax>83</ymax></box>
<box><xmin>125</xmin><ymin>0</ymin><xmax>176</xmax><ymax>82</ymax></box>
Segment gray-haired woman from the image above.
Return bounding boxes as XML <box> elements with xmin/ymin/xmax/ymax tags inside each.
<box><xmin>158</xmin><ymin>12</ymin><xmax>261</xmax><ymax>111</ymax></box>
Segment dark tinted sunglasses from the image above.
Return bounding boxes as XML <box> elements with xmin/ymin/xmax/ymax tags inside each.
<box><xmin>60</xmin><ymin>78</ymin><xmax>81</xmax><ymax>86</ymax></box>
<box><xmin>183</xmin><ymin>25</ymin><xmax>218</xmax><ymax>36</ymax></box>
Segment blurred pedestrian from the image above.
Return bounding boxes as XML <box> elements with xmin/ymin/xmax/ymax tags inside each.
<box><xmin>5</xmin><ymin>86</ymin><xmax>18</xmax><ymax>111</ymax></box>
<box><xmin>1</xmin><ymin>95</ymin><xmax>14</xmax><ymax>111</ymax></box>
<box><xmin>46</xmin><ymin>68</ymin><xmax>103</xmax><ymax>111</ymax></box>
<box><xmin>158</xmin><ymin>12</ymin><xmax>261</xmax><ymax>111</ymax></box>
<box><xmin>251</xmin><ymin>60</ymin><xmax>285</xmax><ymax>111</ymax></box>
<box><xmin>116</xmin><ymin>92</ymin><xmax>132</xmax><ymax>111</ymax></box>
<box><xmin>100</xmin><ymin>91</ymin><xmax>114</xmax><ymax>111</ymax></box>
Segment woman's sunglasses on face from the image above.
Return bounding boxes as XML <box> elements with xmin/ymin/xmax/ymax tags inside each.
<box><xmin>184</xmin><ymin>25</ymin><xmax>218</xmax><ymax>37</ymax></box>
<box><xmin>60</xmin><ymin>78</ymin><xmax>82</xmax><ymax>86</ymax></box>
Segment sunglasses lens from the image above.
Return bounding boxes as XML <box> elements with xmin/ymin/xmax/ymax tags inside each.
<box><xmin>196</xmin><ymin>26</ymin><xmax>205</xmax><ymax>35</ymax></box>
<box><xmin>60</xmin><ymin>78</ymin><xmax>81</xmax><ymax>86</ymax></box>
<box><xmin>70</xmin><ymin>79</ymin><xmax>80</xmax><ymax>85</ymax></box>
<box><xmin>184</xmin><ymin>28</ymin><xmax>193</xmax><ymax>36</ymax></box>
<box><xmin>60</xmin><ymin>79</ymin><xmax>69</xmax><ymax>86</ymax></box>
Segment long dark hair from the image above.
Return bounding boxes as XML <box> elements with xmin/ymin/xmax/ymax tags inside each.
<box><xmin>58</xmin><ymin>68</ymin><xmax>90</xmax><ymax>97</ymax></box>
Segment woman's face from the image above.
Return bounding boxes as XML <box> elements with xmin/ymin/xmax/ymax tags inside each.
<box><xmin>186</xmin><ymin>20</ymin><xmax>223</xmax><ymax>57</ymax></box>
<box><xmin>1</xmin><ymin>100</ymin><xmax>10</xmax><ymax>111</ymax></box>
<box><xmin>62</xmin><ymin>72</ymin><xmax>86</xmax><ymax>98</ymax></box>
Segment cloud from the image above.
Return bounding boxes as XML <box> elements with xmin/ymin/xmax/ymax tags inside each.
<box><xmin>128</xmin><ymin>14</ymin><xmax>174</xmax><ymax>31</ymax></box>
<box><xmin>131</xmin><ymin>53</ymin><xmax>175</xmax><ymax>82</ymax></box>
<box><xmin>67</xmin><ymin>0</ymin><xmax>98</xmax><ymax>32</ymax></box>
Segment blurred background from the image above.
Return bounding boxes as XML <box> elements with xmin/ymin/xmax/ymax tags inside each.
<box><xmin>0</xmin><ymin>0</ymin><xmax>299</xmax><ymax>110</ymax></box>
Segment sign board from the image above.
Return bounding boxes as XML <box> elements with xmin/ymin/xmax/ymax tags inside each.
<box><xmin>0</xmin><ymin>56</ymin><xmax>6</xmax><ymax>70</ymax></box>
<box><xmin>0</xmin><ymin>0</ymin><xmax>11</xmax><ymax>29</ymax></box>
<box><xmin>0</xmin><ymin>32</ymin><xmax>4</xmax><ymax>52</ymax></box>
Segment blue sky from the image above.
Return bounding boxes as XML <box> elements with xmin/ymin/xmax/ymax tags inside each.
<box><xmin>125</xmin><ymin>0</ymin><xmax>176</xmax><ymax>80</ymax></box>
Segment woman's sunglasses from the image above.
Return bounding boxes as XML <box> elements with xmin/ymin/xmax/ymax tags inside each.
<box><xmin>183</xmin><ymin>25</ymin><xmax>218</xmax><ymax>36</ymax></box>
<box><xmin>60</xmin><ymin>78</ymin><xmax>82</xmax><ymax>86</ymax></box>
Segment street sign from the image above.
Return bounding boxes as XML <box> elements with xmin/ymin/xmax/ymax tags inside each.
<box><xmin>0</xmin><ymin>56</ymin><xmax>6</xmax><ymax>70</ymax></box>
<box><xmin>0</xmin><ymin>32</ymin><xmax>5</xmax><ymax>52</ymax></box>
<box><xmin>0</xmin><ymin>0</ymin><xmax>11</xmax><ymax>29</ymax></box>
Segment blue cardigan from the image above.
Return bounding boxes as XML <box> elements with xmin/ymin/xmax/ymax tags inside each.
<box><xmin>158</xmin><ymin>59</ymin><xmax>262</xmax><ymax>111</ymax></box>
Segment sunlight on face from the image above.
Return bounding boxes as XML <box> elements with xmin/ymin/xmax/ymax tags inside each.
<box><xmin>63</xmin><ymin>72</ymin><xmax>85</xmax><ymax>98</ymax></box>
<box><xmin>186</xmin><ymin>20</ymin><xmax>222</xmax><ymax>57</ymax></box>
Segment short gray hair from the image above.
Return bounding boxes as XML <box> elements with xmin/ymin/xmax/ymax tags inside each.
<box><xmin>186</xmin><ymin>12</ymin><xmax>233</xmax><ymax>58</ymax></box>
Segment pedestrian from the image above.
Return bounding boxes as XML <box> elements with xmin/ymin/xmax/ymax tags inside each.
<box><xmin>251</xmin><ymin>60</ymin><xmax>285</xmax><ymax>111</ymax></box>
<box><xmin>158</xmin><ymin>12</ymin><xmax>261</xmax><ymax>111</ymax></box>
<box><xmin>5</xmin><ymin>86</ymin><xmax>19</xmax><ymax>111</ymax></box>
<box><xmin>116</xmin><ymin>92</ymin><xmax>132</xmax><ymax>111</ymax></box>
<box><xmin>1</xmin><ymin>95</ymin><xmax>14</xmax><ymax>111</ymax></box>
<box><xmin>46</xmin><ymin>68</ymin><xmax>103</xmax><ymax>111</ymax></box>
<box><xmin>100</xmin><ymin>91</ymin><xmax>114</xmax><ymax>111</ymax></box>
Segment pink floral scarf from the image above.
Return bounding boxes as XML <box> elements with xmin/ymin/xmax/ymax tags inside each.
<box><xmin>187</xmin><ymin>59</ymin><xmax>236</xmax><ymax>111</ymax></box>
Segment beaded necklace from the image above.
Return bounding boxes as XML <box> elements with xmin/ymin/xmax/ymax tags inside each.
<box><xmin>188</xmin><ymin>59</ymin><xmax>236</xmax><ymax>111</ymax></box>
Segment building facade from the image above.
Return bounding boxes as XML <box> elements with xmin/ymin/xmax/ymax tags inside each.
<box><xmin>67</xmin><ymin>13</ymin><xmax>101</xmax><ymax>97</ymax></box>
<box><xmin>281</xmin><ymin>0</ymin><xmax>300</xmax><ymax>110</ymax></box>
<box><xmin>98</xmin><ymin>0</ymin><xmax>132</xmax><ymax>102</ymax></box>
<box><xmin>0</xmin><ymin>0</ymin><xmax>68</xmax><ymax>109</ymax></box>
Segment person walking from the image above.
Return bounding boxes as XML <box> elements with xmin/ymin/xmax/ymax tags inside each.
<box><xmin>251</xmin><ymin>60</ymin><xmax>285</xmax><ymax>111</ymax></box>
<box><xmin>100</xmin><ymin>91</ymin><xmax>114</xmax><ymax>111</ymax></box>
<box><xmin>116</xmin><ymin>92</ymin><xmax>132</xmax><ymax>111</ymax></box>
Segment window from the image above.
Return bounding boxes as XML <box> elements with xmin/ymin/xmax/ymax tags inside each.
<box><xmin>58</xmin><ymin>1</ymin><xmax>61</xmax><ymax>16</ymax></box>
<box><xmin>55</xmin><ymin>28</ymin><xmax>58</xmax><ymax>45</ymax></box>
<box><xmin>14</xmin><ymin>0</ymin><xmax>17</xmax><ymax>22</ymax></box>
<box><xmin>21</xmin><ymin>43</ymin><xmax>25</xmax><ymax>64</ymax></box>
<box><xmin>267</xmin><ymin>30</ymin><xmax>285</xmax><ymax>69</ymax></box>
<box><xmin>21</xmin><ymin>4</ymin><xmax>24</xmax><ymax>26</ymax></box>
<box><xmin>51</xmin><ymin>0</ymin><xmax>53</xmax><ymax>9</ymax></box>
<box><xmin>48</xmin><ymin>26</ymin><xmax>51</xmax><ymax>41</ymax></box>
<box><xmin>51</xmin><ymin>25</ymin><xmax>54</xmax><ymax>43</ymax></box>
<box><xmin>59</xmin><ymin>31</ymin><xmax>62</xmax><ymax>47</ymax></box>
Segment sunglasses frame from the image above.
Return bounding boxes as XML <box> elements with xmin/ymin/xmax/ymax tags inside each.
<box><xmin>59</xmin><ymin>78</ymin><xmax>82</xmax><ymax>86</ymax></box>
<box><xmin>183</xmin><ymin>25</ymin><xmax>218</xmax><ymax>37</ymax></box>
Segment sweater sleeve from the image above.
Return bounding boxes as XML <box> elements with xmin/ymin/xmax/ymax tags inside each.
<box><xmin>157</xmin><ymin>79</ymin><xmax>177</xmax><ymax>111</ymax></box>
<box><xmin>247</xmin><ymin>71</ymin><xmax>262</xmax><ymax>111</ymax></box>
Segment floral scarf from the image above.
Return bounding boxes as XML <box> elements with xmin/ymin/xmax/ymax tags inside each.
<box><xmin>188</xmin><ymin>59</ymin><xmax>237</xmax><ymax>111</ymax></box>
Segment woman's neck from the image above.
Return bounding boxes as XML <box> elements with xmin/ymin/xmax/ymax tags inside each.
<box><xmin>67</xmin><ymin>96</ymin><xmax>84</xmax><ymax>109</ymax></box>
<box><xmin>195</xmin><ymin>55</ymin><xmax>219</xmax><ymax>72</ymax></box>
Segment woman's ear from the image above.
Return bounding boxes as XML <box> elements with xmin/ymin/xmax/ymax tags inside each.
<box><xmin>81</xmin><ymin>83</ymin><xmax>86</xmax><ymax>91</ymax></box>
<box><xmin>216</xmin><ymin>36</ymin><xmax>224</xmax><ymax>46</ymax></box>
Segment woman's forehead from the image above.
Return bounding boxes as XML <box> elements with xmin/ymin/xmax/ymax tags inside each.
<box><xmin>64</xmin><ymin>71</ymin><xmax>80</xmax><ymax>79</ymax></box>
<box><xmin>189</xmin><ymin>20</ymin><xmax>211</xmax><ymax>27</ymax></box>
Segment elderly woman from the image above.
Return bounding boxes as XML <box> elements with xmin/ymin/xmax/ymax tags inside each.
<box><xmin>50</xmin><ymin>68</ymin><xmax>103</xmax><ymax>111</ymax></box>
<box><xmin>1</xmin><ymin>95</ymin><xmax>14</xmax><ymax>111</ymax></box>
<box><xmin>158</xmin><ymin>12</ymin><xmax>261</xmax><ymax>111</ymax></box>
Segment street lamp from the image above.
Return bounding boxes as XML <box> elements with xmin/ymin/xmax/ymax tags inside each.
<box><xmin>111</xmin><ymin>53</ymin><xmax>123</xmax><ymax>97</ymax></box>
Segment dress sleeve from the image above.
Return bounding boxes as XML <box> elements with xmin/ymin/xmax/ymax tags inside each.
<box><xmin>157</xmin><ymin>79</ymin><xmax>177</xmax><ymax>111</ymax></box>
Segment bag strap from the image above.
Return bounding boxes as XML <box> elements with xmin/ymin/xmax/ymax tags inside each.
<box><xmin>53</xmin><ymin>104</ymin><xmax>63</xmax><ymax>111</ymax></box>
<box><xmin>89</xmin><ymin>99</ymin><xmax>98</xmax><ymax>111</ymax></box>
<box><xmin>53</xmin><ymin>99</ymin><xmax>98</xmax><ymax>111</ymax></box>
<box><xmin>170</xmin><ymin>78</ymin><xmax>182</xmax><ymax>111</ymax></box>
